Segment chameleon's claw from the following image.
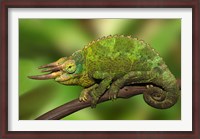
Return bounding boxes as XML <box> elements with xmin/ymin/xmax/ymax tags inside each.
<box><xmin>108</xmin><ymin>92</ymin><xmax>118</xmax><ymax>100</ymax></box>
<box><xmin>147</xmin><ymin>85</ymin><xmax>154</xmax><ymax>88</ymax></box>
<box><xmin>79</xmin><ymin>84</ymin><xmax>99</xmax><ymax>105</ymax></box>
<box><xmin>79</xmin><ymin>89</ymin><xmax>90</xmax><ymax>102</ymax></box>
<box><xmin>108</xmin><ymin>86</ymin><xmax>119</xmax><ymax>100</ymax></box>
<box><xmin>150</xmin><ymin>85</ymin><xmax>154</xmax><ymax>88</ymax></box>
<box><xmin>79</xmin><ymin>95</ymin><xmax>88</xmax><ymax>102</ymax></box>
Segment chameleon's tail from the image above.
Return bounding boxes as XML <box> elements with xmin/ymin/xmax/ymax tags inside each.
<box><xmin>143</xmin><ymin>70</ymin><xmax>180</xmax><ymax>109</ymax></box>
<box><xmin>143</xmin><ymin>86</ymin><xmax>180</xmax><ymax>109</ymax></box>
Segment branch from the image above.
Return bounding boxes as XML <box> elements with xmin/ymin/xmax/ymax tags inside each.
<box><xmin>36</xmin><ymin>79</ymin><xmax>181</xmax><ymax>120</ymax></box>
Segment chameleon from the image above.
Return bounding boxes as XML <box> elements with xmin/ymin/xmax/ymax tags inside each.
<box><xmin>28</xmin><ymin>35</ymin><xmax>180</xmax><ymax>109</ymax></box>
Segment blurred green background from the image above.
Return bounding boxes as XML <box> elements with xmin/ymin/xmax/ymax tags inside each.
<box><xmin>19</xmin><ymin>19</ymin><xmax>181</xmax><ymax>120</ymax></box>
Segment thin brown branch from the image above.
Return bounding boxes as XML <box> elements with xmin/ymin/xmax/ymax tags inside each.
<box><xmin>36</xmin><ymin>79</ymin><xmax>181</xmax><ymax>120</ymax></box>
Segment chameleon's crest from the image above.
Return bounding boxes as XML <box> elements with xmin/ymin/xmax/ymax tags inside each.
<box><xmin>84</xmin><ymin>35</ymin><xmax>139</xmax><ymax>50</ymax></box>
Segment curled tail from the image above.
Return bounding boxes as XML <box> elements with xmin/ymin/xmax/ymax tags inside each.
<box><xmin>143</xmin><ymin>69</ymin><xmax>180</xmax><ymax>109</ymax></box>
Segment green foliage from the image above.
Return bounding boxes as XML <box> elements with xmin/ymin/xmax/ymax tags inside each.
<box><xmin>19</xmin><ymin>19</ymin><xmax>181</xmax><ymax>120</ymax></box>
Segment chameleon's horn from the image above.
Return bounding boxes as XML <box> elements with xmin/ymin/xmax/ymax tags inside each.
<box><xmin>38</xmin><ymin>62</ymin><xmax>57</xmax><ymax>69</ymax></box>
<box><xmin>41</xmin><ymin>65</ymin><xmax>63</xmax><ymax>72</ymax></box>
<box><xmin>28</xmin><ymin>71</ymin><xmax>62</xmax><ymax>80</ymax></box>
<box><xmin>38</xmin><ymin>57</ymin><xmax>67</xmax><ymax>69</ymax></box>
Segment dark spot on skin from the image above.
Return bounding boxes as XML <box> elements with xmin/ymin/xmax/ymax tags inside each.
<box><xmin>153</xmin><ymin>67</ymin><xmax>163</xmax><ymax>74</ymax></box>
<box><xmin>158</xmin><ymin>62</ymin><xmax>163</xmax><ymax>66</ymax></box>
<box><xmin>140</xmin><ymin>57</ymin><xmax>146</xmax><ymax>62</ymax></box>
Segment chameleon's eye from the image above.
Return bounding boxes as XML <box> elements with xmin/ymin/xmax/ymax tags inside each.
<box><xmin>64</xmin><ymin>60</ymin><xmax>76</xmax><ymax>74</ymax></box>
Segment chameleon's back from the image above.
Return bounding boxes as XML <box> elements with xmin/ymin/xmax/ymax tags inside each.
<box><xmin>84</xmin><ymin>35</ymin><xmax>163</xmax><ymax>76</ymax></box>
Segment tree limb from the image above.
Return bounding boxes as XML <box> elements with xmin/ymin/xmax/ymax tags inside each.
<box><xmin>36</xmin><ymin>79</ymin><xmax>181</xmax><ymax>120</ymax></box>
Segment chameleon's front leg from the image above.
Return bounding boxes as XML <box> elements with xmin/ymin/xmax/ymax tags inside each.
<box><xmin>79</xmin><ymin>84</ymin><xmax>98</xmax><ymax>102</ymax></box>
<box><xmin>90</xmin><ymin>71</ymin><xmax>113</xmax><ymax>108</ymax></box>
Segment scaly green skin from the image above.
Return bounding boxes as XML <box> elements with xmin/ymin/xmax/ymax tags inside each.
<box><xmin>29</xmin><ymin>35</ymin><xmax>180</xmax><ymax>109</ymax></box>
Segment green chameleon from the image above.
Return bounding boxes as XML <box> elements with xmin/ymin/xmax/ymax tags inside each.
<box><xmin>28</xmin><ymin>35</ymin><xmax>180</xmax><ymax>109</ymax></box>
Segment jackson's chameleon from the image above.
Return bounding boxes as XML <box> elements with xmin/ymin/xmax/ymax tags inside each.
<box><xmin>28</xmin><ymin>35</ymin><xmax>180</xmax><ymax>109</ymax></box>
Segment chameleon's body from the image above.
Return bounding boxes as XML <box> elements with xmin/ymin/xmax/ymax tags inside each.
<box><xmin>29</xmin><ymin>35</ymin><xmax>180</xmax><ymax>109</ymax></box>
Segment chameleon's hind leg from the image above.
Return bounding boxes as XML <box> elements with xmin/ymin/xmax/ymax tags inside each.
<box><xmin>108</xmin><ymin>71</ymin><xmax>157</xmax><ymax>100</ymax></box>
<box><xmin>108</xmin><ymin>70</ymin><xmax>179</xmax><ymax>109</ymax></box>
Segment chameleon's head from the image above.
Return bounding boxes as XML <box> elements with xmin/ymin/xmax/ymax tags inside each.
<box><xmin>28</xmin><ymin>54</ymin><xmax>84</xmax><ymax>85</ymax></box>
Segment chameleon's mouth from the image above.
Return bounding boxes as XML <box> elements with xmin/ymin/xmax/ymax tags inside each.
<box><xmin>28</xmin><ymin>61</ymin><xmax>64</xmax><ymax>80</ymax></box>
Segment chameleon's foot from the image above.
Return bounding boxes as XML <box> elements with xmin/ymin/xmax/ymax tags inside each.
<box><xmin>108</xmin><ymin>86</ymin><xmax>119</xmax><ymax>100</ymax></box>
<box><xmin>91</xmin><ymin>99</ymin><xmax>98</xmax><ymax>108</ymax></box>
<box><xmin>89</xmin><ymin>91</ymin><xmax>100</xmax><ymax>108</ymax></box>
<box><xmin>79</xmin><ymin>84</ymin><xmax>98</xmax><ymax>102</ymax></box>
<box><xmin>79</xmin><ymin>90</ymin><xmax>89</xmax><ymax>102</ymax></box>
